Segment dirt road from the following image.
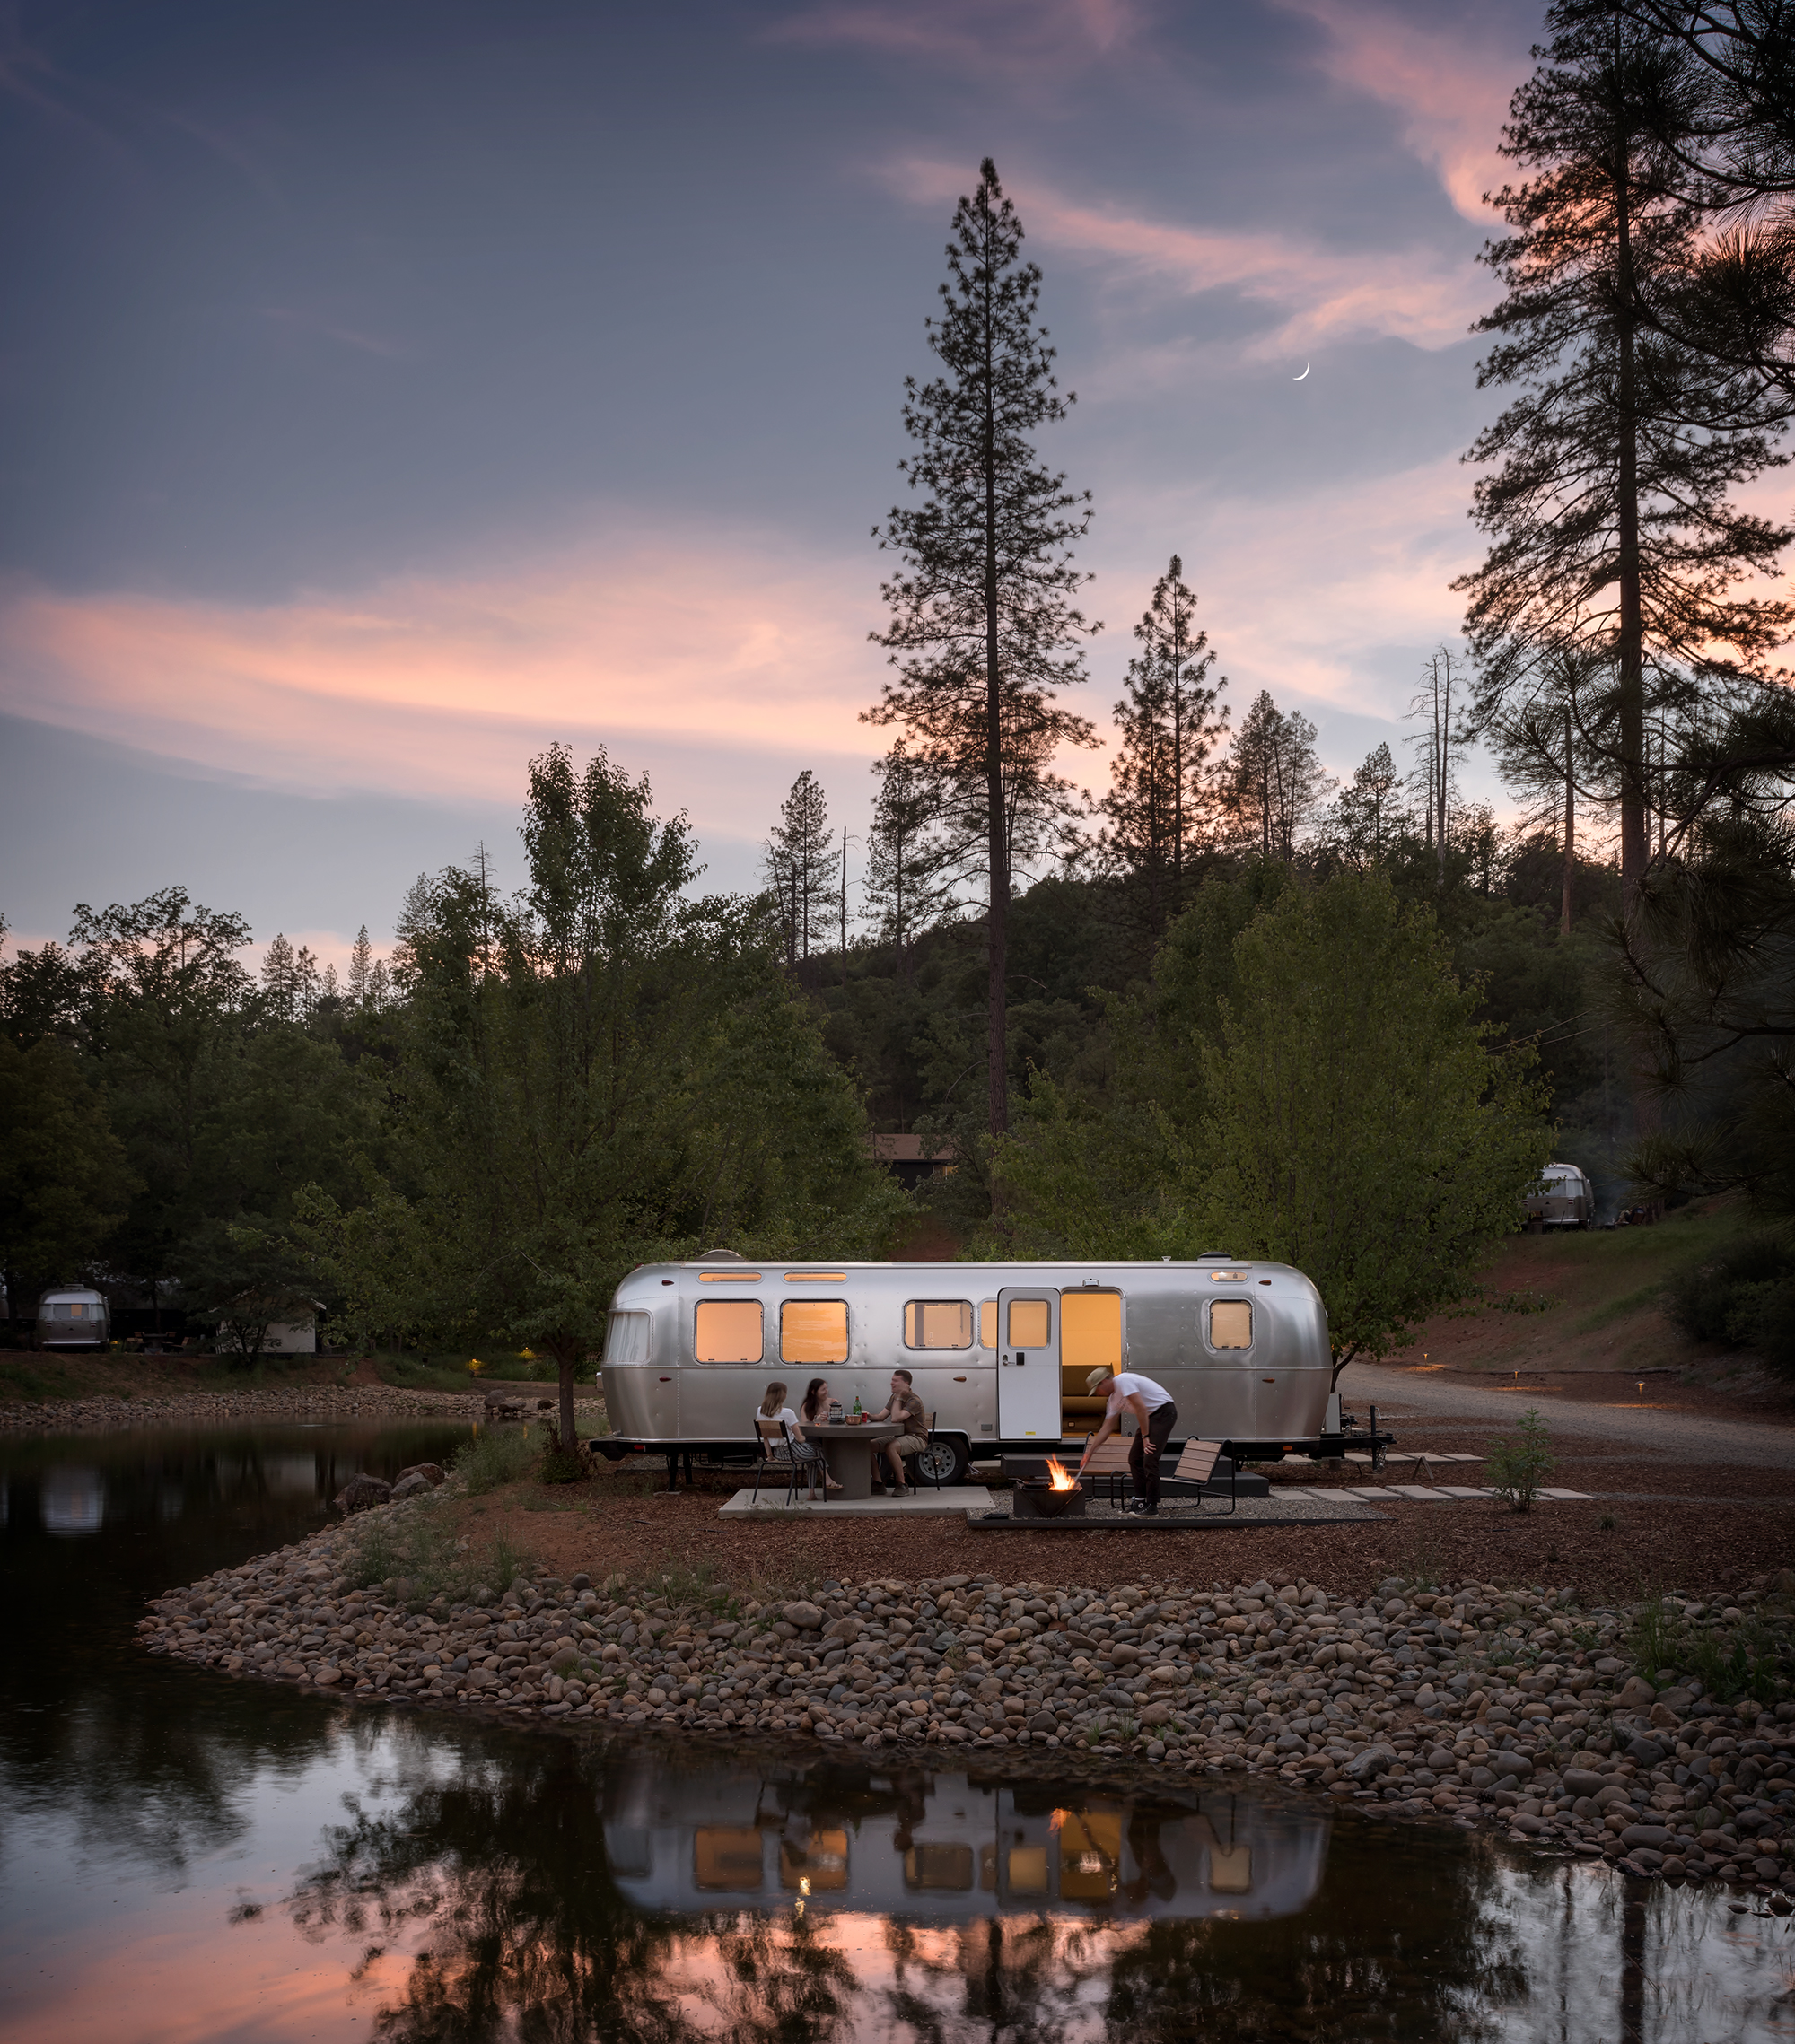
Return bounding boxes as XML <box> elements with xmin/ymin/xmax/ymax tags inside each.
<box><xmin>1347</xmin><ymin>1362</ymin><xmax>1795</xmax><ymax>1470</ymax></box>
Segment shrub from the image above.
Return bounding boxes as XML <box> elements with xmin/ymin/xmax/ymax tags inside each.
<box><xmin>1667</xmin><ymin>1233</ymin><xmax>1795</xmax><ymax>1372</ymax></box>
<box><xmin>453</xmin><ymin>1424</ymin><xmax>538</xmax><ymax>1494</ymax></box>
<box><xmin>1485</xmin><ymin>1408</ymin><xmax>1554</xmax><ymax>1511</ymax></box>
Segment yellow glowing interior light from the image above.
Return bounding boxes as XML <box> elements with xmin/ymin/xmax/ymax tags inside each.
<box><xmin>700</xmin><ymin>1272</ymin><xmax>763</xmax><ymax>1282</ymax></box>
<box><xmin>785</xmin><ymin>1273</ymin><xmax>846</xmax><ymax>1282</ymax></box>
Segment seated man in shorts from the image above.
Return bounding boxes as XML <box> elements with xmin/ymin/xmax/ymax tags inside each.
<box><xmin>869</xmin><ymin>1367</ymin><xmax>929</xmax><ymax>1496</ymax></box>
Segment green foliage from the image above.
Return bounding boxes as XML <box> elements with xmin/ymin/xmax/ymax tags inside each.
<box><xmin>994</xmin><ymin>871</ymin><xmax>1554</xmax><ymax>1374</ymax></box>
<box><xmin>1485</xmin><ymin>1410</ymin><xmax>1555</xmax><ymax>1513</ymax></box>
<box><xmin>0</xmin><ymin>1035</ymin><xmax>136</xmax><ymax>1309</ymax></box>
<box><xmin>182</xmin><ymin>1217</ymin><xmax>320</xmax><ymax>1368</ymax></box>
<box><xmin>453</xmin><ymin>1425</ymin><xmax>538</xmax><ymax>1495</ymax></box>
<box><xmin>1191</xmin><ymin>874</ymin><xmax>1551</xmax><ymax>1367</ymax></box>
<box><xmin>1625</xmin><ymin>1593</ymin><xmax>1792</xmax><ymax>1705</ymax></box>
<box><xmin>346</xmin><ymin>1502</ymin><xmax>537</xmax><ymax>1608</ymax></box>
<box><xmin>301</xmin><ymin>745</ymin><xmax>908</xmax><ymax>1454</ymax></box>
<box><xmin>1666</xmin><ymin>1232</ymin><xmax>1795</xmax><ymax>1371</ymax></box>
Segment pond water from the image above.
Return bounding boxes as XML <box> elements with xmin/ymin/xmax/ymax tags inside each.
<box><xmin>1</xmin><ymin>1419</ymin><xmax>1790</xmax><ymax>2043</ymax></box>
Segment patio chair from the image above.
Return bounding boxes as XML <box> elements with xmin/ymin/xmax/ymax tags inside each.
<box><xmin>749</xmin><ymin>1419</ymin><xmax>817</xmax><ymax>1507</ymax></box>
<box><xmin>1081</xmin><ymin>1435</ymin><xmax>1135</xmax><ymax>1508</ymax></box>
<box><xmin>901</xmin><ymin>1411</ymin><xmax>944</xmax><ymax>1492</ymax></box>
<box><xmin>1171</xmin><ymin>1437</ymin><xmax>1238</xmax><ymax>1515</ymax></box>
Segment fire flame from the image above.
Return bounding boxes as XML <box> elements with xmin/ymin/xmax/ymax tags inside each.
<box><xmin>1045</xmin><ymin>1456</ymin><xmax>1075</xmax><ymax>1492</ymax></box>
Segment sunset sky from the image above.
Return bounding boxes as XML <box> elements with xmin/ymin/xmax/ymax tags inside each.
<box><xmin>1</xmin><ymin>0</ymin><xmax>1549</xmax><ymax>960</ymax></box>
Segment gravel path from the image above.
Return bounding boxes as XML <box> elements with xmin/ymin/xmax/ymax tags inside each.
<box><xmin>1349</xmin><ymin>1365</ymin><xmax>1795</xmax><ymax>1471</ymax></box>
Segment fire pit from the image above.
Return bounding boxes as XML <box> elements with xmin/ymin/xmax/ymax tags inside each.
<box><xmin>1011</xmin><ymin>1458</ymin><xmax>1088</xmax><ymax>1520</ymax></box>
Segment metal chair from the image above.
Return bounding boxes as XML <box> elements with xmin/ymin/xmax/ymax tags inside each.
<box><xmin>1172</xmin><ymin>1437</ymin><xmax>1239</xmax><ymax>1515</ymax></box>
<box><xmin>903</xmin><ymin>1410</ymin><xmax>944</xmax><ymax>1492</ymax></box>
<box><xmin>749</xmin><ymin>1419</ymin><xmax>810</xmax><ymax>1507</ymax></box>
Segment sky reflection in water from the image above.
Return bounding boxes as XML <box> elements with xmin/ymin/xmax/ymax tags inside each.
<box><xmin>1</xmin><ymin>1420</ymin><xmax>1791</xmax><ymax>2042</ymax></box>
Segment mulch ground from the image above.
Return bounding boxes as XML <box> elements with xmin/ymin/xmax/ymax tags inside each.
<box><xmin>455</xmin><ymin>1468</ymin><xmax>1795</xmax><ymax>1606</ymax></box>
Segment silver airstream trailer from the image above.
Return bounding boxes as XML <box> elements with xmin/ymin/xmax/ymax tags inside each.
<box><xmin>32</xmin><ymin>1287</ymin><xmax>111</xmax><ymax>1351</ymax></box>
<box><xmin>594</xmin><ymin>1253</ymin><xmax>1344</xmax><ymax>1483</ymax></box>
<box><xmin>1524</xmin><ymin>1162</ymin><xmax>1594</xmax><ymax>1230</ymax></box>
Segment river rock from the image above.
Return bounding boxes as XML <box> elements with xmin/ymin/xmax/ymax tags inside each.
<box><xmin>394</xmin><ymin>1463</ymin><xmax>447</xmax><ymax>1489</ymax></box>
<box><xmin>390</xmin><ymin>1472</ymin><xmax>432</xmax><ymax>1501</ymax></box>
<box><xmin>1621</xmin><ymin>1823</ymin><xmax>1673</xmax><ymax>1851</ymax></box>
<box><xmin>783</xmin><ymin>1601</ymin><xmax>823</xmax><ymax>1631</ymax></box>
<box><xmin>332</xmin><ymin>1474</ymin><xmax>392</xmax><ymax>1513</ymax></box>
<box><xmin>1617</xmin><ymin>1675</ymin><xmax>1658</xmax><ymax>1709</ymax></box>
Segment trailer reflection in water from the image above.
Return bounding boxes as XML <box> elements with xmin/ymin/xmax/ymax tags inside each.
<box><xmin>603</xmin><ymin>1755</ymin><xmax>1327</xmax><ymax>1925</ymax></box>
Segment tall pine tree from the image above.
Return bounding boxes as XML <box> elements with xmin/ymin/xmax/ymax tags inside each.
<box><xmin>1458</xmin><ymin>3</ymin><xmax>1792</xmax><ymax>934</ymax></box>
<box><xmin>1101</xmin><ymin>555</ymin><xmax>1230</xmax><ymax>945</ymax></box>
<box><xmin>1218</xmin><ymin>692</ymin><xmax>1332</xmax><ymax>860</ymax></box>
<box><xmin>862</xmin><ymin>741</ymin><xmax>958</xmax><ymax>980</ymax></box>
<box><xmin>761</xmin><ymin>770</ymin><xmax>833</xmax><ymax>967</ymax></box>
<box><xmin>867</xmin><ymin>159</ymin><xmax>1098</xmax><ymax>1139</ymax></box>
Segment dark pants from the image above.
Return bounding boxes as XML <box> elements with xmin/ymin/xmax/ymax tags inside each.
<box><xmin>1131</xmin><ymin>1402</ymin><xmax>1177</xmax><ymax>1504</ymax></box>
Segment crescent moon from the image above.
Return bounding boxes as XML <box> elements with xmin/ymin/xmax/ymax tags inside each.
<box><xmin>1293</xmin><ymin>363</ymin><xmax>1310</xmax><ymax>380</ymax></box>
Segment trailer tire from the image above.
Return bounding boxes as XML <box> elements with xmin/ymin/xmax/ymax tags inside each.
<box><xmin>915</xmin><ymin>1435</ymin><xmax>971</xmax><ymax>1487</ymax></box>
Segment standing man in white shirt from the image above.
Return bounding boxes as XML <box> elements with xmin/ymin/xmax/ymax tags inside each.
<box><xmin>1075</xmin><ymin>1369</ymin><xmax>1178</xmax><ymax>1515</ymax></box>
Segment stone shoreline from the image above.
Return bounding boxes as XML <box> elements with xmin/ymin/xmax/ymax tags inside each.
<box><xmin>141</xmin><ymin>1491</ymin><xmax>1795</xmax><ymax>1901</ymax></box>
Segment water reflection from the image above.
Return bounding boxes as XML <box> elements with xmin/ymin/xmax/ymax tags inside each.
<box><xmin>4</xmin><ymin>1419</ymin><xmax>1793</xmax><ymax>2043</ymax></box>
<box><xmin>40</xmin><ymin>1464</ymin><xmax>104</xmax><ymax>1534</ymax></box>
<box><xmin>605</xmin><ymin>1761</ymin><xmax>1324</xmax><ymax>1922</ymax></box>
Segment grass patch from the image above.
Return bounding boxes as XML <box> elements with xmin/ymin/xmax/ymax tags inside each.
<box><xmin>1624</xmin><ymin>1592</ymin><xmax>1794</xmax><ymax>1704</ymax></box>
<box><xmin>453</xmin><ymin>1425</ymin><xmax>541</xmax><ymax>1494</ymax></box>
<box><xmin>372</xmin><ymin>1350</ymin><xmax>561</xmax><ymax>1393</ymax></box>
<box><xmin>345</xmin><ymin>1500</ymin><xmax>538</xmax><ymax>1608</ymax></box>
<box><xmin>1571</xmin><ymin>1281</ymin><xmax>1666</xmax><ymax>1335</ymax></box>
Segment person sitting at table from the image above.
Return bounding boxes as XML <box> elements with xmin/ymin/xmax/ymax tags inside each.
<box><xmin>798</xmin><ymin>1377</ymin><xmax>843</xmax><ymax>1491</ymax></box>
<box><xmin>868</xmin><ymin>1367</ymin><xmax>929</xmax><ymax>1496</ymax></box>
<box><xmin>756</xmin><ymin>1380</ymin><xmax>828</xmax><ymax>1498</ymax></box>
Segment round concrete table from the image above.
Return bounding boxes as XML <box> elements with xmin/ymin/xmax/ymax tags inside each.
<box><xmin>800</xmin><ymin>1421</ymin><xmax>904</xmax><ymax>1500</ymax></box>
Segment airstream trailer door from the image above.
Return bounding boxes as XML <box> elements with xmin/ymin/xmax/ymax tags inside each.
<box><xmin>996</xmin><ymin>1288</ymin><xmax>1062</xmax><ymax>1441</ymax></box>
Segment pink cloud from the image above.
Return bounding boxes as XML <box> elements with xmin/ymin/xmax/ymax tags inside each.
<box><xmin>0</xmin><ymin>525</ymin><xmax>891</xmax><ymax>840</ymax></box>
<box><xmin>1272</xmin><ymin>0</ymin><xmax>1528</xmax><ymax>223</ymax></box>
<box><xmin>882</xmin><ymin>155</ymin><xmax>1484</xmax><ymax>349</ymax></box>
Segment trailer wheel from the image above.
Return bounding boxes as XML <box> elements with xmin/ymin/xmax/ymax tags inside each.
<box><xmin>915</xmin><ymin>1435</ymin><xmax>971</xmax><ymax>1487</ymax></box>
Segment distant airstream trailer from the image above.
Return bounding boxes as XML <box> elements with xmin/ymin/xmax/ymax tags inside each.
<box><xmin>33</xmin><ymin>1288</ymin><xmax>111</xmax><ymax>1351</ymax></box>
<box><xmin>594</xmin><ymin>1253</ymin><xmax>1339</xmax><ymax>1481</ymax></box>
<box><xmin>1524</xmin><ymin>1163</ymin><xmax>1594</xmax><ymax>1230</ymax></box>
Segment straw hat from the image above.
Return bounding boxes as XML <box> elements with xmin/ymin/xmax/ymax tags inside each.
<box><xmin>1086</xmin><ymin>1368</ymin><xmax>1111</xmax><ymax>1391</ymax></box>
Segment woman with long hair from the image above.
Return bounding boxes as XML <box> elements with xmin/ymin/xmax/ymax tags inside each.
<box><xmin>797</xmin><ymin>1378</ymin><xmax>841</xmax><ymax>1492</ymax></box>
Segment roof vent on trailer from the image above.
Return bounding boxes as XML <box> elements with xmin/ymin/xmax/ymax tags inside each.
<box><xmin>1196</xmin><ymin>1252</ymin><xmax>1239</xmax><ymax>1261</ymax></box>
<box><xmin>695</xmin><ymin>1249</ymin><xmax>748</xmax><ymax>1261</ymax></box>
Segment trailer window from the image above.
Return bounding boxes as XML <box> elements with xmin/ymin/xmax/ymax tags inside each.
<box><xmin>1007</xmin><ymin>1299</ymin><xmax>1051</xmax><ymax>1348</ymax></box>
<box><xmin>1209</xmin><ymin>1299</ymin><xmax>1252</xmax><ymax>1349</ymax></box>
<box><xmin>695</xmin><ymin>1300</ymin><xmax>763</xmax><ymax>1363</ymax></box>
<box><xmin>781</xmin><ymin>1299</ymin><xmax>848</xmax><ymax>1365</ymax></box>
<box><xmin>904</xmin><ymin>1300</ymin><xmax>972</xmax><ymax>1349</ymax></box>
<box><xmin>979</xmin><ymin>1300</ymin><xmax>997</xmax><ymax>1348</ymax></box>
<box><xmin>602</xmin><ymin>1311</ymin><xmax>650</xmax><ymax>1364</ymax></box>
